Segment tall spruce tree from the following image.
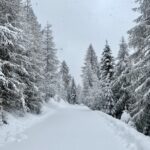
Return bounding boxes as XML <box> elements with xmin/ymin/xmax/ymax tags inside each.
<box><xmin>112</xmin><ymin>37</ymin><xmax>131</xmax><ymax>118</ymax></box>
<box><xmin>112</xmin><ymin>65</ymin><xmax>134</xmax><ymax>118</ymax></box>
<box><xmin>21</xmin><ymin>0</ymin><xmax>43</xmax><ymax>114</ymax></box>
<box><xmin>98</xmin><ymin>42</ymin><xmax>115</xmax><ymax>115</ymax></box>
<box><xmin>0</xmin><ymin>0</ymin><xmax>44</xmax><ymax>116</ymax></box>
<box><xmin>81</xmin><ymin>44</ymin><xmax>98</xmax><ymax>106</ymax></box>
<box><xmin>42</xmin><ymin>23</ymin><xmax>59</xmax><ymax>101</ymax></box>
<box><xmin>59</xmin><ymin>61</ymin><xmax>71</xmax><ymax>101</ymax></box>
<box><xmin>127</xmin><ymin>0</ymin><xmax>150</xmax><ymax>135</ymax></box>
<box><xmin>0</xmin><ymin>0</ymin><xmax>28</xmax><ymax>115</ymax></box>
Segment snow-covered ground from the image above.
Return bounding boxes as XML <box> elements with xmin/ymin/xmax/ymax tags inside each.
<box><xmin>0</xmin><ymin>100</ymin><xmax>150</xmax><ymax>150</ymax></box>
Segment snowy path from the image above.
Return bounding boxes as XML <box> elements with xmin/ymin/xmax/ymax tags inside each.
<box><xmin>1</xmin><ymin>101</ymin><xmax>150</xmax><ymax>150</ymax></box>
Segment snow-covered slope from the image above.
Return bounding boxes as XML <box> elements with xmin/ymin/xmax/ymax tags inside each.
<box><xmin>0</xmin><ymin>100</ymin><xmax>150</xmax><ymax>150</ymax></box>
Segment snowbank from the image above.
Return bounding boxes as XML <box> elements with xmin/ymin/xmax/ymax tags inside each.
<box><xmin>97</xmin><ymin>111</ymin><xmax>150</xmax><ymax>150</ymax></box>
<box><xmin>0</xmin><ymin>100</ymin><xmax>58</xmax><ymax>147</ymax></box>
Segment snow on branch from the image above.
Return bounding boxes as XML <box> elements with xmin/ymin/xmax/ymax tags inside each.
<box><xmin>0</xmin><ymin>24</ymin><xmax>19</xmax><ymax>46</ymax></box>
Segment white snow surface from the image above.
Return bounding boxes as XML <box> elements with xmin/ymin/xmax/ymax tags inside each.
<box><xmin>121</xmin><ymin>110</ymin><xmax>131</xmax><ymax>123</ymax></box>
<box><xmin>0</xmin><ymin>99</ymin><xmax>150</xmax><ymax>150</ymax></box>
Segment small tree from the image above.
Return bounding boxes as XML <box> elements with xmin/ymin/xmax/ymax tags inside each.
<box><xmin>68</xmin><ymin>78</ymin><xmax>77</xmax><ymax>104</ymax></box>
<box><xmin>102</xmin><ymin>82</ymin><xmax>114</xmax><ymax>115</ymax></box>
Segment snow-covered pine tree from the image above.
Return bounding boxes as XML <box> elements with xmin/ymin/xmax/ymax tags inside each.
<box><xmin>0</xmin><ymin>0</ymin><xmax>21</xmax><ymax>26</ymax></box>
<box><xmin>86</xmin><ymin>44</ymin><xmax>99</xmax><ymax>76</ymax></box>
<box><xmin>0</xmin><ymin>0</ymin><xmax>28</xmax><ymax>115</ymax></box>
<box><xmin>42</xmin><ymin>23</ymin><xmax>59</xmax><ymax>101</ymax></box>
<box><xmin>100</xmin><ymin>41</ymin><xmax>114</xmax><ymax>81</ymax></box>
<box><xmin>112</xmin><ymin>37</ymin><xmax>131</xmax><ymax>118</ymax></box>
<box><xmin>115</xmin><ymin>37</ymin><xmax>129</xmax><ymax>77</ymax></box>
<box><xmin>15</xmin><ymin>0</ymin><xmax>43</xmax><ymax>114</ymax></box>
<box><xmin>112</xmin><ymin>68</ymin><xmax>134</xmax><ymax>118</ymax></box>
<box><xmin>68</xmin><ymin>78</ymin><xmax>77</xmax><ymax>104</ymax></box>
<box><xmin>59</xmin><ymin>61</ymin><xmax>71</xmax><ymax>101</ymax></box>
<box><xmin>98</xmin><ymin>42</ymin><xmax>115</xmax><ymax>115</ymax></box>
<box><xmin>89</xmin><ymin>80</ymin><xmax>104</xmax><ymax>111</ymax></box>
<box><xmin>86</xmin><ymin>76</ymin><xmax>114</xmax><ymax>115</ymax></box>
<box><xmin>81</xmin><ymin>44</ymin><xmax>99</xmax><ymax>106</ymax></box>
<box><xmin>128</xmin><ymin>0</ymin><xmax>150</xmax><ymax>63</ymax></box>
<box><xmin>0</xmin><ymin>0</ymin><xmax>43</xmax><ymax>115</ymax></box>
<box><xmin>102</xmin><ymin>82</ymin><xmax>115</xmax><ymax>115</ymax></box>
<box><xmin>127</xmin><ymin>0</ymin><xmax>150</xmax><ymax>135</ymax></box>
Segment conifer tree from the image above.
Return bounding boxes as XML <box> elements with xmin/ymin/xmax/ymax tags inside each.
<box><xmin>68</xmin><ymin>78</ymin><xmax>77</xmax><ymax>104</ymax></box>
<box><xmin>0</xmin><ymin>0</ymin><xmax>44</xmax><ymax>115</ymax></box>
<box><xmin>115</xmin><ymin>37</ymin><xmax>129</xmax><ymax>77</ymax></box>
<box><xmin>127</xmin><ymin>0</ymin><xmax>150</xmax><ymax>135</ymax></box>
<box><xmin>16</xmin><ymin>0</ymin><xmax>43</xmax><ymax>114</ymax></box>
<box><xmin>112</xmin><ymin>68</ymin><xmax>134</xmax><ymax>118</ymax></box>
<box><xmin>100</xmin><ymin>41</ymin><xmax>114</xmax><ymax>82</ymax></box>
<box><xmin>81</xmin><ymin>44</ymin><xmax>98</xmax><ymax>106</ymax></box>
<box><xmin>42</xmin><ymin>23</ymin><xmax>59</xmax><ymax>101</ymax></box>
<box><xmin>0</xmin><ymin>0</ymin><xmax>28</xmax><ymax>114</ymax></box>
<box><xmin>59</xmin><ymin>61</ymin><xmax>71</xmax><ymax>101</ymax></box>
<box><xmin>112</xmin><ymin>37</ymin><xmax>131</xmax><ymax>118</ymax></box>
<box><xmin>98</xmin><ymin>42</ymin><xmax>115</xmax><ymax>115</ymax></box>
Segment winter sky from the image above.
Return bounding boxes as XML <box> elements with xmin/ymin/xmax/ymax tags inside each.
<box><xmin>31</xmin><ymin>0</ymin><xmax>138</xmax><ymax>84</ymax></box>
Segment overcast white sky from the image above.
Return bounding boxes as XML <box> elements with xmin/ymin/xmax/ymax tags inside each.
<box><xmin>31</xmin><ymin>0</ymin><xmax>137</xmax><ymax>84</ymax></box>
